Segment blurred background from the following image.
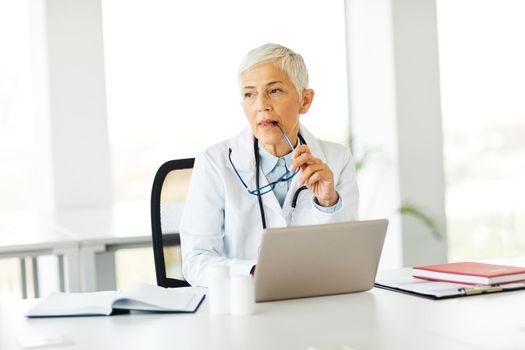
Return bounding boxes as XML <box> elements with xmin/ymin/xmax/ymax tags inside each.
<box><xmin>1</xmin><ymin>0</ymin><xmax>524</xmax><ymax>300</ymax></box>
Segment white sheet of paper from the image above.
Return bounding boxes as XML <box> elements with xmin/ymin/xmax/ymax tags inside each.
<box><xmin>25</xmin><ymin>291</ymin><xmax>119</xmax><ymax>317</ymax></box>
<box><xmin>17</xmin><ymin>334</ymin><xmax>74</xmax><ymax>348</ymax></box>
<box><xmin>113</xmin><ymin>284</ymin><xmax>201</xmax><ymax>311</ymax></box>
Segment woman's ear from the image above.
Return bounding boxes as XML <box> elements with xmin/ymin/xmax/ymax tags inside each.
<box><xmin>300</xmin><ymin>89</ymin><xmax>315</xmax><ymax>114</ymax></box>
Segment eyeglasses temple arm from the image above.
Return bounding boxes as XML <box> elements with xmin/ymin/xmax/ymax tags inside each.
<box><xmin>228</xmin><ymin>148</ymin><xmax>249</xmax><ymax>189</ymax></box>
<box><xmin>275</xmin><ymin>123</ymin><xmax>295</xmax><ymax>152</ymax></box>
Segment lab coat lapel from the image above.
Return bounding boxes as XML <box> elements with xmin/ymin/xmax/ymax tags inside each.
<box><xmin>224</xmin><ymin>128</ymin><xmax>285</xmax><ymax>217</ymax></box>
<box><xmin>225</xmin><ymin>127</ymin><xmax>256</xmax><ymax>188</ymax></box>
<box><xmin>298</xmin><ymin>124</ymin><xmax>328</xmax><ymax>164</ymax></box>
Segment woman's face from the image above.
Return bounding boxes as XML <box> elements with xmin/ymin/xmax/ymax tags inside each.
<box><xmin>241</xmin><ymin>61</ymin><xmax>313</xmax><ymax>156</ymax></box>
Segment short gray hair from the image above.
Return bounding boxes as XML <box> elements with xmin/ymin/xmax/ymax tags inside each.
<box><xmin>239</xmin><ymin>43</ymin><xmax>309</xmax><ymax>97</ymax></box>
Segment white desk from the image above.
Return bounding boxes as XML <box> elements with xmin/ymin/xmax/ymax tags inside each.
<box><xmin>54</xmin><ymin>203</ymin><xmax>183</xmax><ymax>292</ymax></box>
<box><xmin>0</xmin><ymin>212</ymin><xmax>80</xmax><ymax>295</ymax></box>
<box><xmin>2</xmin><ymin>269</ymin><xmax>525</xmax><ymax>350</ymax></box>
<box><xmin>0</xmin><ymin>207</ymin><xmax>154</xmax><ymax>295</ymax></box>
<box><xmin>55</xmin><ymin>205</ymin><xmax>153</xmax><ymax>292</ymax></box>
<box><xmin>55</xmin><ymin>203</ymin><xmax>183</xmax><ymax>292</ymax></box>
<box><xmin>1</xmin><ymin>205</ymin><xmax>182</xmax><ymax>295</ymax></box>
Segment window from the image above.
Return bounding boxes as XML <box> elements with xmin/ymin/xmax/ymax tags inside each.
<box><xmin>0</xmin><ymin>0</ymin><xmax>34</xmax><ymax>213</ymax></box>
<box><xmin>437</xmin><ymin>0</ymin><xmax>525</xmax><ymax>260</ymax></box>
<box><xmin>0</xmin><ymin>0</ymin><xmax>34</xmax><ymax>300</ymax></box>
<box><xmin>102</xmin><ymin>0</ymin><xmax>350</xmax><ymax>204</ymax></box>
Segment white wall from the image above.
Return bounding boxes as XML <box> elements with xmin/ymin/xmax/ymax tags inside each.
<box><xmin>346</xmin><ymin>0</ymin><xmax>402</xmax><ymax>268</ymax></box>
<box><xmin>346</xmin><ymin>0</ymin><xmax>447</xmax><ymax>267</ymax></box>
<box><xmin>31</xmin><ymin>0</ymin><xmax>112</xmax><ymax>212</ymax></box>
<box><xmin>392</xmin><ymin>0</ymin><xmax>447</xmax><ymax>266</ymax></box>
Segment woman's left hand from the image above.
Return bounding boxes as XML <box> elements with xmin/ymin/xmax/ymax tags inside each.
<box><xmin>290</xmin><ymin>144</ymin><xmax>339</xmax><ymax>207</ymax></box>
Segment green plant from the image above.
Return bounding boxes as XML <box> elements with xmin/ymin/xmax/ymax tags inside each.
<box><xmin>350</xmin><ymin>137</ymin><xmax>442</xmax><ymax>241</ymax></box>
<box><xmin>398</xmin><ymin>202</ymin><xmax>442</xmax><ymax>240</ymax></box>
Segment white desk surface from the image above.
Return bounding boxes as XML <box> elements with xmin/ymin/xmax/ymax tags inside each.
<box><xmin>0</xmin><ymin>205</ymin><xmax>154</xmax><ymax>250</ymax></box>
<box><xmin>0</xmin><ymin>205</ymin><xmax>178</xmax><ymax>293</ymax></box>
<box><xmin>54</xmin><ymin>204</ymin><xmax>154</xmax><ymax>246</ymax></box>
<box><xmin>2</xmin><ymin>269</ymin><xmax>525</xmax><ymax>350</ymax></box>
<box><xmin>0</xmin><ymin>212</ymin><xmax>77</xmax><ymax>255</ymax></box>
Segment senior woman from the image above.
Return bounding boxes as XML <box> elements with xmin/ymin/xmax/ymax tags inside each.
<box><xmin>180</xmin><ymin>43</ymin><xmax>359</xmax><ymax>286</ymax></box>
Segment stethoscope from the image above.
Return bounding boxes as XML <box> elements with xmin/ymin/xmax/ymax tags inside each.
<box><xmin>253</xmin><ymin>133</ymin><xmax>308</xmax><ymax>230</ymax></box>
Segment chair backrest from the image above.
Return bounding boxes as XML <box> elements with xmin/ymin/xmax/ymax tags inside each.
<box><xmin>150</xmin><ymin>158</ymin><xmax>194</xmax><ymax>288</ymax></box>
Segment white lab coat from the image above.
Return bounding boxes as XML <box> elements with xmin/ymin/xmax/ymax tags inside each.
<box><xmin>179</xmin><ymin>124</ymin><xmax>359</xmax><ymax>286</ymax></box>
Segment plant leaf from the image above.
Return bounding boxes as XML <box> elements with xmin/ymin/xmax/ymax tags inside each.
<box><xmin>398</xmin><ymin>203</ymin><xmax>442</xmax><ymax>240</ymax></box>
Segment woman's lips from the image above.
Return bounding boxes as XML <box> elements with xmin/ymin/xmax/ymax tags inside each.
<box><xmin>258</xmin><ymin>120</ymin><xmax>278</xmax><ymax>129</ymax></box>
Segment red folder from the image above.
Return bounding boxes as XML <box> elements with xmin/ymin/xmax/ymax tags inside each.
<box><xmin>412</xmin><ymin>262</ymin><xmax>525</xmax><ymax>285</ymax></box>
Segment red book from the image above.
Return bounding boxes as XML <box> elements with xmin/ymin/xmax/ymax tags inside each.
<box><xmin>412</xmin><ymin>262</ymin><xmax>525</xmax><ymax>285</ymax></box>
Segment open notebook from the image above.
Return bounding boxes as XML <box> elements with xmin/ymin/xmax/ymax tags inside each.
<box><xmin>25</xmin><ymin>283</ymin><xmax>205</xmax><ymax>317</ymax></box>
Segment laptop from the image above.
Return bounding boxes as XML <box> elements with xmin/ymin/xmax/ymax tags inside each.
<box><xmin>254</xmin><ymin>219</ymin><xmax>388</xmax><ymax>302</ymax></box>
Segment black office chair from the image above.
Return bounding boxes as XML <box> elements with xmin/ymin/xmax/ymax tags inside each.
<box><xmin>150</xmin><ymin>158</ymin><xmax>194</xmax><ymax>288</ymax></box>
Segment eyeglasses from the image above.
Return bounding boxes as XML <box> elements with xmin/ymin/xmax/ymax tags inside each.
<box><xmin>228</xmin><ymin>123</ymin><xmax>299</xmax><ymax>196</ymax></box>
